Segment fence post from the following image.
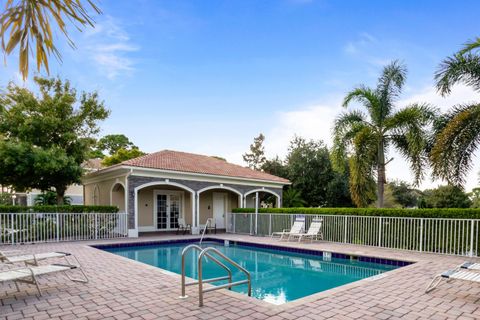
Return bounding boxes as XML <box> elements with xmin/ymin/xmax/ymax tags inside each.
<box><xmin>10</xmin><ymin>213</ymin><xmax>14</xmax><ymax>245</ymax></box>
<box><xmin>344</xmin><ymin>216</ymin><xmax>348</xmax><ymax>243</ymax></box>
<box><xmin>470</xmin><ymin>220</ymin><xmax>475</xmax><ymax>257</ymax></box>
<box><xmin>378</xmin><ymin>217</ymin><xmax>382</xmax><ymax>247</ymax></box>
<box><xmin>56</xmin><ymin>213</ymin><xmax>60</xmax><ymax>242</ymax></box>
<box><xmin>269</xmin><ymin>214</ymin><xmax>272</xmax><ymax>236</ymax></box>
<box><xmin>419</xmin><ymin>218</ymin><xmax>423</xmax><ymax>252</ymax></box>
<box><xmin>95</xmin><ymin>213</ymin><xmax>98</xmax><ymax>240</ymax></box>
<box><xmin>233</xmin><ymin>213</ymin><xmax>236</xmax><ymax>234</ymax></box>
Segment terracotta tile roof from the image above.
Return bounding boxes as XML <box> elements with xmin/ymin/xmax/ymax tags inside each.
<box><xmin>119</xmin><ymin>150</ymin><xmax>290</xmax><ymax>183</ymax></box>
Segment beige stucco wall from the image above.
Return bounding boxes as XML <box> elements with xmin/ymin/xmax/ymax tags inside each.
<box><xmin>137</xmin><ymin>185</ymin><xmax>193</xmax><ymax>228</ymax></box>
<box><xmin>83</xmin><ymin>176</ymin><xmax>127</xmax><ymax>207</ymax></box>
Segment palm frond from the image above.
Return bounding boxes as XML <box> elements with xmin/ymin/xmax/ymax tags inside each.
<box><xmin>0</xmin><ymin>0</ymin><xmax>102</xmax><ymax>80</ymax></box>
<box><xmin>430</xmin><ymin>103</ymin><xmax>480</xmax><ymax>186</ymax></box>
<box><xmin>377</xmin><ymin>60</ymin><xmax>407</xmax><ymax>114</ymax></box>
<box><xmin>459</xmin><ymin>37</ymin><xmax>480</xmax><ymax>55</ymax></box>
<box><xmin>435</xmin><ymin>53</ymin><xmax>480</xmax><ymax>96</ymax></box>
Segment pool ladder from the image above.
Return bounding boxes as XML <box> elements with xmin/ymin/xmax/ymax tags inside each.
<box><xmin>199</xmin><ymin>218</ymin><xmax>213</xmax><ymax>244</ymax></box>
<box><xmin>180</xmin><ymin>244</ymin><xmax>251</xmax><ymax>307</ymax></box>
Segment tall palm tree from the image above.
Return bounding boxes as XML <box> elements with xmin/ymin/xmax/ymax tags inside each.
<box><xmin>0</xmin><ymin>0</ymin><xmax>101</xmax><ymax>80</ymax></box>
<box><xmin>333</xmin><ymin>61</ymin><xmax>437</xmax><ymax>207</ymax></box>
<box><xmin>431</xmin><ymin>39</ymin><xmax>480</xmax><ymax>186</ymax></box>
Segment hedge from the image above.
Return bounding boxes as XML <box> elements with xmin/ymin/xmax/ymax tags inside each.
<box><xmin>232</xmin><ymin>207</ymin><xmax>480</xmax><ymax>219</ymax></box>
<box><xmin>0</xmin><ymin>205</ymin><xmax>119</xmax><ymax>213</ymax></box>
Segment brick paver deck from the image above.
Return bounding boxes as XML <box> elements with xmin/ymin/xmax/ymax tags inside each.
<box><xmin>1</xmin><ymin>234</ymin><xmax>480</xmax><ymax>319</ymax></box>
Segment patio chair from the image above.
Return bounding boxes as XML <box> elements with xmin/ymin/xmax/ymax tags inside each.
<box><xmin>288</xmin><ymin>218</ymin><xmax>323</xmax><ymax>242</ymax></box>
<box><xmin>0</xmin><ymin>263</ymin><xmax>88</xmax><ymax>296</ymax></box>
<box><xmin>176</xmin><ymin>218</ymin><xmax>191</xmax><ymax>235</ymax></box>
<box><xmin>271</xmin><ymin>216</ymin><xmax>305</xmax><ymax>240</ymax></box>
<box><xmin>425</xmin><ymin>263</ymin><xmax>480</xmax><ymax>293</ymax></box>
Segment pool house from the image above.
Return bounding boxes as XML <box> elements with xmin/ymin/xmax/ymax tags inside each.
<box><xmin>82</xmin><ymin>150</ymin><xmax>290</xmax><ymax>236</ymax></box>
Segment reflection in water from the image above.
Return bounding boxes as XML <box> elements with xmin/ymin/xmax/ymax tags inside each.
<box><xmin>107</xmin><ymin>242</ymin><xmax>398</xmax><ymax>304</ymax></box>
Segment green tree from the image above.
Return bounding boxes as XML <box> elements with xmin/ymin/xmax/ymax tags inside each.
<box><xmin>286</xmin><ymin>136</ymin><xmax>334</xmax><ymax>207</ymax></box>
<box><xmin>470</xmin><ymin>187</ymin><xmax>480</xmax><ymax>208</ymax></box>
<box><xmin>0</xmin><ymin>77</ymin><xmax>109</xmax><ymax>204</ymax></box>
<box><xmin>430</xmin><ymin>38</ymin><xmax>480</xmax><ymax>186</ymax></box>
<box><xmin>388</xmin><ymin>180</ymin><xmax>421</xmax><ymax>208</ymax></box>
<box><xmin>102</xmin><ymin>147</ymin><xmax>146</xmax><ymax>167</ymax></box>
<box><xmin>282</xmin><ymin>188</ymin><xmax>306</xmax><ymax>208</ymax></box>
<box><xmin>325</xmin><ymin>171</ymin><xmax>354</xmax><ymax>207</ymax></box>
<box><xmin>243</xmin><ymin>133</ymin><xmax>266</xmax><ymax>170</ymax></box>
<box><xmin>35</xmin><ymin>191</ymin><xmax>71</xmax><ymax>205</ymax></box>
<box><xmin>97</xmin><ymin>134</ymin><xmax>136</xmax><ymax>156</ymax></box>
<box><xmin>0</xmin><ymin>0</ymin><xmax>101</xmax><ymax>80</ymax></box>
<box><xmin>419</xmin><ymin>185</ymin><xmax>472</xmax><ymax>208</ymax></box>
<box><xmin>261</xmin><ymin>156</ymin><xmax>289</xmax><ymax>179</ymax></box>
<box><xmin>333</xmin><ymin>61</ymin><xmax>436</xmax><ymax>207</ymax></box>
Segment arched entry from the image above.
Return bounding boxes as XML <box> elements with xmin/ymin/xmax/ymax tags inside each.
<box><xmin>134</xmin><ymin>181</ymin><xmax>195</xmax><ymax>233</ymax></box>
<box><xmin>110</xmin><ymin>182</ymin><xmax>126</xmax><ymax>212</ymax></box>
<box><xmin>244</xmin><ymin>188</ymin><xmax>281</xmax><ymax>208</ymax></box>
<box><xmin>197</xmin><ymin>185</ymin><xmax>242</xmax><ymax>229</ymax></box>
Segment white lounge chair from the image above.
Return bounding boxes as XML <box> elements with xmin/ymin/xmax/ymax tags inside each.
<box><xmin>1</xmin><ymin>250</ymin><xmax>71</xmax><ymax>265</ymax></box>
<box><xmin>271</xmin><ymin>217</ymin><xmax>305</xmax><ymax>240</ymax></box>
<box><xmin>288</xmin><ymin>218</ymin><xmax>323</xmax><ymax>242</ymax></box>
<box><xmin>0</xmin><ymin>263</ymin><xmax>88</xmax><ymax>295</ymax></box>
<box><xmin>176</xmin><ymin>218</ymin><xmax>191</xmax><ymax>235</ymax></box>
<box><xmin>425</xmin><ymin>263</ymin><xmax>480</xmax><ymax>293</ymax></box>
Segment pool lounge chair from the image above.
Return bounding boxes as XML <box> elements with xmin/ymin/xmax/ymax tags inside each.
<box><xmin>1</xmin><ymin>250</ymin><xmax>73</xmax><ymax>265</ymax></box>
<box><xmin>425</xmin><ymin>262</ymin><xmax>480</xmax><ymax>293</ymax></box>
<box><xmin>176</xmin><ymin>218</ymin><xmax>191</xmax><ymax>235</ymax></box>
<box><xmin>0</xmin><ymin>263</ymin><xmax>88</xmax><ymax>296</ymax></box>
<box><xmin>288</xmin><ymin>218</ymin><xmax>323</xmax><ymax>242</ymax></box>
<box><xmin>271</xmin><ymin>217</ymin><xmax>305</xmax><ymax>240</ymax></box>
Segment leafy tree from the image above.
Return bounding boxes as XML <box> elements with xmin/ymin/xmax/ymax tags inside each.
<box><xmin>102</xmin><ymin>148</ymin><xmax>146</xmax><ymax>167</ymax></box>
<box><xmin>430</xmin><ymin>38</ymin><xmax>480</xmax><ymax>186</ymax></box>
<box><xmin>282</xmin><ymin>188</ymin><xmax>306</xmax><ymax>208</ymax></box>
<box><xmin>333</xmin><ymin>61</ymin><xmax>436</xmax><ymax>207</ymax></box>
<box><xmin>97</xmin><ymin>134</ymin><xmax>136</xmax><ymax>156</ymax></box>
<box><xmin>418</xmin><ymin>185</ymin><xmax>472</xmax><ymax>208</ymax></box>
<box><xmin>286</xmin><ymin>136</ymin><xmax>334</xmax><ymax>207</ymax></box>
<box><xmin>0</xmin><ymin>0</ymin><xmax>101</xmax><ymax>80</ymax></box>
<box><xmin>261</xmin><ymin>156</ymin><xmax>289</xmax><ymax>179</ymax></box>
<box><xmin>243</xmin><ymin>133</ymin><xmax>266</xmax><ymax>170</ymax></box>
<box><xmin>470</xmin><ymin>187</ymin><xmax>480</xmax><ymax>208</ymax></box>
<box><xmin>325</xmin><ymin>171</ymin><xmax>354</xmax><ymax>207</ymax></box>
<box><xmin>388</xmin><ymin>180</ymin><xmax>421</xmax><ymax>208</ymax></box>
<box><xmin>0</xmin><ymin>193</ymin><xmax>13</xmax><ymax>205</ymax></box>
<box><xmin>0</xmin><ymin>77</ymin><xmax>109</xmax><ymax>204</ymax></box>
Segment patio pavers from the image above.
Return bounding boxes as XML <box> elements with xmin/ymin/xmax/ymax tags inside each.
<box><xmin>1</xmin><ymin>234</ymin><xmax>480</xmax><ymax>319</ymax></box>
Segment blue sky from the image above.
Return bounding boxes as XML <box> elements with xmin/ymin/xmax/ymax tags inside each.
<box><xmin>1</xmin><ymin>0</ymin><xmax>480</xmax><ymax>190</ymax></box>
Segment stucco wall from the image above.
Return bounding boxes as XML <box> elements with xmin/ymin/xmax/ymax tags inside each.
<box><xmin>84</xmin><ymin>176</ymin><xmax>127</xmax><ymax>207</ymax></box>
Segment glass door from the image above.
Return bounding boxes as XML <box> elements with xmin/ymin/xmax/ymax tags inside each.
<box><xmin>156</xmin><ymin>194</ymin><xmax>168</xmax><ymax>229</ymax></box>
<box><xmin>155</xmin><ymin>191</ymin><xmax>182</xmax><ymax>230</ymax></box>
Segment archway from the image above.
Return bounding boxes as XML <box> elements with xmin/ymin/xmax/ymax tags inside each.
<box><xmin>110</xmin><ymin>182</ymin><xmax>126</xmax><ymax>212</ymax></box>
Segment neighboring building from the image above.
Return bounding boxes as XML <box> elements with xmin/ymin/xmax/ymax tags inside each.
<box><xmin>82</xmin><ymin>150</ymin><xmax>290</xmax><ymax>236</ymax></box>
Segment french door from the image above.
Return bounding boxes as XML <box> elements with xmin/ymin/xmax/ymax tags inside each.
<box><xmin>155</xmin><ymin>191</ymin><xmax>182</xmax><ymax>230</ymax></box>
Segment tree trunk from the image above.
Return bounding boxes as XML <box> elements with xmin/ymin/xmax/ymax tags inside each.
<box><xmin>56</xmin><ymin>186</ymin><xmax>66</xmax><ymax>205</ymax></box>
<box><xmin>377</xmin><ymin>139</ymin><xmax>386</xmax><ymax>208</ymax></box>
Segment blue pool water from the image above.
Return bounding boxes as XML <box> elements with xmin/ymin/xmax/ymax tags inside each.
<box><xmin>103</xmin><ymin>241</ymin><xmax>402</xmax><ymax>304</ymax></box>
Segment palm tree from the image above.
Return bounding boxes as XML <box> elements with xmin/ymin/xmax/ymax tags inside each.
<box><xmin>333</xmin><ymin>61</ymin><xmax>437</xmax><ymax>207</ymax></box>
<box><xmin>282</xmin><ymin>188</ymin><xmax>306</xmax><ymax>208</ymax></box>
<box><xmin>0</xmin><ymin>0</ymin><xmax>101</xmax><ymax>80</ymax></box>
<box><xmin>431</xmin><ymin>39</ymin><xmax>480</xmax><ymax>186</ymax></box>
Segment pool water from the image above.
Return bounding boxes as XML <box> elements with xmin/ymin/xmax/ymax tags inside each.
<box><xmin>104</xmin><ymin>241</ymin><xmax>400</xmax><ymax>304</ymax></box>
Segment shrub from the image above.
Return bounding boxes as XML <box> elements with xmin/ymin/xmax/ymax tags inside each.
<box><xmin>0</xmin><ymin>205</ymin><xmax>119</xmax><ymax>213</ymax></box>
<box><xmin>232</xmin><ymin>207</ymin><xmax>480</xmax><ymax>219</ymax></box>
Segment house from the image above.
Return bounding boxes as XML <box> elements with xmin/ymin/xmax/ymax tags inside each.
<box><xmin>82</xmin><ymin>150</ymin><xmax>290</xmax><ymax>236</ymax></box>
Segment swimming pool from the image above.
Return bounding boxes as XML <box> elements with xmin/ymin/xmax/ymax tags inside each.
<box><xmin>100</xmin><ymin>239</ymin><xmax>408</xmax><ymax>304</ymax></box>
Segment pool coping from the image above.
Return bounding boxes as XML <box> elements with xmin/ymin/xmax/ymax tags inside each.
<box><xmin>91</xmin><ymin>236</ymin><xmax>418</xmax><ymax>310</ymax></box>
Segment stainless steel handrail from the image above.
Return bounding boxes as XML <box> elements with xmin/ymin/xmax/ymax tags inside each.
<box><xmin>198</xmin><ymin>247</ymin><xmax>251</xmax><ymax>307</ymax></box>
<box><xmin>199</xmin><ymin>218</ymin><xmax>213</xmax><ymax>244</ymax></box>
<box><xmin>180</xmin><ymin>244</ymin><xmax>232</xmax><ymax>298</ymax></box>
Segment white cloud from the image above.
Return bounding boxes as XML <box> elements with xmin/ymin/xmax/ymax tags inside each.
<box><xmin>81</xmin><ymin>16</ymin><xmax>139</xmax><ymax>79</ymax></box>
